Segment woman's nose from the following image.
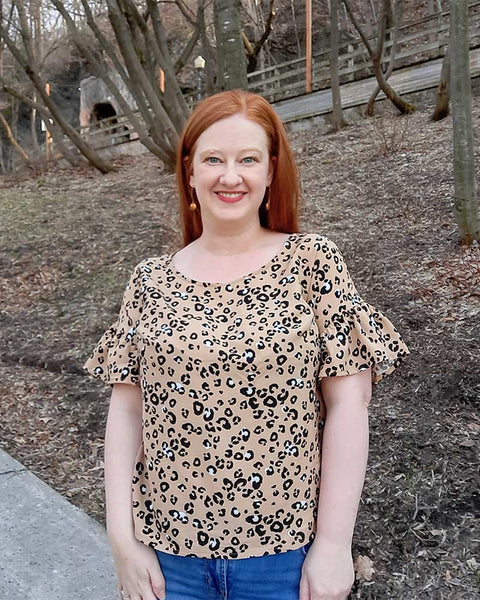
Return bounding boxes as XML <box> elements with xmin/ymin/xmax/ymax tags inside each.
<box><xmin>219</xmin><ymin>164</ymin><xmax>242</xmax><ymax>186</ymax></box>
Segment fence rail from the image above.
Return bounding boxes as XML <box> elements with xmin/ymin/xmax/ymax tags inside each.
<box><xmin>247</xmin><ymin>0</ymin><xmax>480</xmax><ymax>102</ymax></box>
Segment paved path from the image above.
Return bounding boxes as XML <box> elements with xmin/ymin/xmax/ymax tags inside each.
<box><xmin>274</xmin><ymin>48</ymin><xmax>480</xmax><ymax>122</ymax></box>
<box><xmin>0</xmin><ymin>450</ymin><xmax>117</xmax><ymax>600</ymax></box>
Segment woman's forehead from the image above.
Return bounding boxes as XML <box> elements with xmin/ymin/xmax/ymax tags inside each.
<box><xmin>196</xmin><ymin>114</ymin><xmax>269</xmax><ymax>150</ymax></box>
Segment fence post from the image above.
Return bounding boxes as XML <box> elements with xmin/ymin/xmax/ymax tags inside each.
<box><xmin>348</xmin><ymin>44</ymin><xmax>354</xmax><ymax>81</ymax></box>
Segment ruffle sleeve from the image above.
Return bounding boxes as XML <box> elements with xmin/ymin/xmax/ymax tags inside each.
<box><xmin>83</xmin><ymin>263</ymin><xmax>144</xmax><ymax>386</ymax></box>
<box><xmin>309</xmin><ymin>237</ymin><xmax>409</xmax><ymax>384</ymax></box>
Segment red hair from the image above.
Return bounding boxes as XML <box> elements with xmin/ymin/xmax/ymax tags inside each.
<box><xmin>176</xmin><ymin>90</ymin><xmax>300</xmax><ymax>246</ymax></box>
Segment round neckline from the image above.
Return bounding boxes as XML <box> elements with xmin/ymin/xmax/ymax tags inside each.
<box><xmin>166</xmin><ymin>233</ymin><xmax>299</xmax><ymax>287</ymax></box>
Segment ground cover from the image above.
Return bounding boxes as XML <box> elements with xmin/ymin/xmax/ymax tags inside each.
<box><xmin>0</xmin><ymin>103</ymin><xmax>479</xmax><ymax>599</ymax></box>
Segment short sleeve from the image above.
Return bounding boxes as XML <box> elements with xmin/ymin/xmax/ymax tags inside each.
<box><xmin>308</xmin><ymin>237</ymin><xmax>409</xmax><ymax>384</ymax></box>
<box><xmin>83</xmin><ymin>263</ymin><xmax>144</xmax><ymax>385</ymax></box>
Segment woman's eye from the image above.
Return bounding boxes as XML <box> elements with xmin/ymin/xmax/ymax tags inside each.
<box><xmin>242</xmin><ymin>157</ymin><xmax>257</xmax><ymax>164</ymax></box>
<box><xmin>206</xmin><ymin>157</ymin><xmax>220</xmax><ymax>164</ymax></box>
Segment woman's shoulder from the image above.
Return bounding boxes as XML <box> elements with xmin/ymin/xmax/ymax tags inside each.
<box><xmin>126</xmin><ymin>253</ymin><xmax>173</xmax><ymax>283</ymax></box>
<box><xmin>291</xmin><ymin>232</ymin><xmax>341</xmax><ymax>255</ymax></box>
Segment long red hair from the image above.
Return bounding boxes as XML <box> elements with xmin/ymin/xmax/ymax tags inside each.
<box><xmin>176</xmin><ymin>90</ymin><xmax>300</xmax><ymax>246</ymax></box>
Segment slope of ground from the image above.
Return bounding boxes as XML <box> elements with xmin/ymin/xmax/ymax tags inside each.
<box><xmin>0</xmin><ymin>101</ymin><xmax>479</xmax><ymax>599</ymax></box>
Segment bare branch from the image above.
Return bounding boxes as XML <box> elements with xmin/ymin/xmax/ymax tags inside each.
<box><xmin>175</xmin><ymin>27</ymin><xmax>200</xmax><ymax>73</ymax></box>
<box><xmin>342</xmin><ymin>0</ymin><xmax>374</xmax><ymax>57</ymax></box>
<box><xmin>0</xmin><ymin>109</ymin><xmax>30</xmax><ymax>163</ymax></box>
<box><xmin>174</xmin><ymin>0</ymin><xmax>196</xmax><ymax>27</ymax></box>
<box><xmin>252</xmin><ymin>0</ymin><xmax>275</xmax><ymax>58</ymax></box>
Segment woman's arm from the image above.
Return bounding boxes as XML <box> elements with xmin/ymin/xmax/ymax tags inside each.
<box><xmin>300</xmin><ymin>369</ymin><xmax>371</xmax><ymax>600</ymax></box>
<box><xmin>105</xmin><ymin>383</ymin><xmax>165</xmax><ymax>600</ymax></box>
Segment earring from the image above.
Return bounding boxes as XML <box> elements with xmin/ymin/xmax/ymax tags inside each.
<box><xmin>190</xmin><ymin>188</ymin><xmax>197</xmax><ymax>211</ymax></box>
<box><xmin>265</xmin><ymin>187</ymin><xmax>271</xmax><ymax>211</ymax></box>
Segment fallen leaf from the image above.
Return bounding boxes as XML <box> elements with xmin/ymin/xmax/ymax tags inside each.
<box><xmin>466</xmin><ymin>557</ymin><xmax>479</xmax><ymax>572</ymax></box>
<box><xmin>354</xmin><ymin>555</ymin><xmax>375</xmax><ymax>581</ymax></box>
<box><xmin>459</xmin><ymin>440</ymin><xmax>475</xmax><ymax>448</ymax></box>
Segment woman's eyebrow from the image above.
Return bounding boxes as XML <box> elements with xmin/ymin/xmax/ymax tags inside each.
<box><xmin>199</xmin><ymin>148</ymin><xmax>264</xmax><ymax>159</ymax></box>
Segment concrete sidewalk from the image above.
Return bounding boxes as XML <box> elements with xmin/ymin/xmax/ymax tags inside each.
<box><xmin>0</xmin><ymin>449</ymin><xmax>117</xmax><ymax>600</ymax></box>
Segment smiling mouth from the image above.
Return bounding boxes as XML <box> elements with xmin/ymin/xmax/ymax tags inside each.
<box><xmin>215</xmin><ymin>192</ymin><xmax>245</xmax><ymax>202</ymax></box>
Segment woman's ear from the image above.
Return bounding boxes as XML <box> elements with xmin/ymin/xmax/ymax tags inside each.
<box><xmin>184</xmin><ymin>156</ymin><xmax>195</xmax><ymax>188</ymax></box>
<box><xmin>267</xmin><ymin>156</ymin><xmax>277</xmax><ymax>186</ymax></box>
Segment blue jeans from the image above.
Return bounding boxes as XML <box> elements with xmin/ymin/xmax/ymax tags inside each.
<box><xmin>155</xmin><ymin>542</ymin><xmax>312</xmax><ymax>600</ymax></box>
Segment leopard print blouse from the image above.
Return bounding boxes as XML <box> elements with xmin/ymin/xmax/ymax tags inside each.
<box><xmin>84</xmin><ymin>233</ymin><xmax>409</xmax><ymax>558</ymax></box>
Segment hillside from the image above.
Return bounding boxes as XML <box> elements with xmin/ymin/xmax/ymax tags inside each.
<box><xmin>0</xmin><ymin>99</ymin><xmax>479</xmax><ymax>599</ymax></box>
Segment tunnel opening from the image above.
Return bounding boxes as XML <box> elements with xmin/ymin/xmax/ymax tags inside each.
<box><xmin>91</xmin><ymin>102</ymin><xmax>130</xmax><ymax>144</ymax></box>
<box><xmin>92</xmin><ymin>102</ymin><xmax>117</xmax><ymax>123</ymax></box>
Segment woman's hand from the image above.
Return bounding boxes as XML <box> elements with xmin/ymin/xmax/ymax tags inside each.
<box><xmin>299</xmin><ymin>538</ymin><xmax>354</xmax><ymax>600</ymax></box>
<box><xmin>110</xmin><ymin>535</ymin><xmax>166</xmax><ymax>600</ymax></box>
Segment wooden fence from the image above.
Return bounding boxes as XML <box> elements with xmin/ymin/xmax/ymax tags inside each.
<box><xmin>247</xmin><ymin>0</ymin><xmax>480</xmax><ymax>102</ymax></box>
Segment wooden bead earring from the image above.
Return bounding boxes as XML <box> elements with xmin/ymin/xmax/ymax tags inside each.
<box><xmin>190</xmin><ymin>188</ymin><xmax>197</xmax><ymax>211</ymax></box>
<box><xmin>265</xmin><ymin>188</ymin><xmax>271</xmax><ymax>211</ymax></box>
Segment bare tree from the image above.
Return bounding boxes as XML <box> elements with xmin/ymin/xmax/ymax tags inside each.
<box><xmin>343</xmin><ymin>0</ymin><xmax>415</xmax><ymax>114</ymax></box>
<box><xmin>330</xmin><ymin>0</ymin><xmax>347</xmax><ymax>130</ymax></box>
<box><xmin>0</xmin><ymin>108</ymin><xmax>31</xmax><ymax>166</ymax></box>
<box><xmin>214</xmin><ymin>0</ymin><xmax>247</xmax><ymax>89</ymax></box>
<box><xmin>50</xmin><ymin>0</ymin><xmax>192</xmax><ymax>169</ymax></box>
<box><xmin>0</xmin><ymin>0</ymin><xmax>114</xmax><ymax>173</ymax></box>
<box><xmin>450</xmin><ymin>0</ymin><xmax>479</xmax><ymax>244</ymax></box>
<box><xmin>431</xmin><ymin>45</ymin><xmax>450</xmax><ymax>121</ymax></box>
<box><xmin>242</xmin><ymin>0</ymin><xmax>275</xmax><ymax>73</ymax></box>
<box><xmin>365</xmin><ymin>0</ymin><xmax>400</xmax><ymax>116</ymax></box>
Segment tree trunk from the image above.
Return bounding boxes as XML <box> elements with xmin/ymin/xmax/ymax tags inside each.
<box><xmin>371</xmin><ymin>58</ymin><xmax>415</xmax><ymax>113</ymax></box>
<box><xmin>365</xmin><ymin>0</ymin><xmax>400</xmax><ymax>116</ymax></box>
<box><xmin>0</xmin><ymin>136</ymin><xmax>6</xmax><ymax>173</ymax></box>
<box><xmin>243</xmin><ymin>0</ymin><xmax>275</xmax><ymax>73</ymax></box>
<box><xmin>145</xmin><ymin>0</ymin><xmax>190</xmax><ymax>125</ymax></box>
<box><xmin>450</xmin><ymin>0</ymin><xmax>479</xmax><ymax>244</ymax></box>
<box><xmin>214</xmin><ymin>0</ymin><xmax>248</xmax><ymax>90</ymax></box>
<box><xmin>0</xmin><ymin>110</ymin><xmax>31</xmax><ymax>165</ymax></box>
<box><xmin>30</xmin><ymin>0</ymin><xmax>41</xmax><ymax>154</ymax></box>
<box><xmin>10</xmin><ymin>97</ymin><xmax>19</xmax><ymax>172</ymax></box>
<box><xmin>290</xmin><ymin>0</ymin><xmax>302</xmax><ymax>57</ymax></box>
<box><xmin>0</xmin><ymin>0</ymin><xmax>3</xmax><ymax>77</ymax></box>
<box><xmin>431</xmin><ymin>45</ymin><xmax>450</xmax><ymax>121</ymax></box>
<box><xmin>330</xmin><ymin>0</ymin><xmax>347</xmax><ymax>131</ymax></box>
<box><xmin>343</xmin><ymin>0</ymin><xmax>415</xmax><ymax>114</ymax></box>
<box><xmin>107</xmin><ymin>0</ymin><xmax>179</xmax><ymax>150</ymax></box>
<box><xmin>198</xmin><ymin>0</ymin><xmax>216</xmax><ymax>93</ymax></box>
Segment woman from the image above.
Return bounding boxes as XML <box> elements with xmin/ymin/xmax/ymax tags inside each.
<box><xmin>85</xmin><ymin>90</ymin><xmax>409</xmax><ymax>600</ymax></box>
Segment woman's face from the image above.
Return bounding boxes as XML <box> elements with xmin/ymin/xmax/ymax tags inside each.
<box><xmin>189</xmin><ymin>113</ymin><xmax>275</xmax><ymax>232</ymax></box>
